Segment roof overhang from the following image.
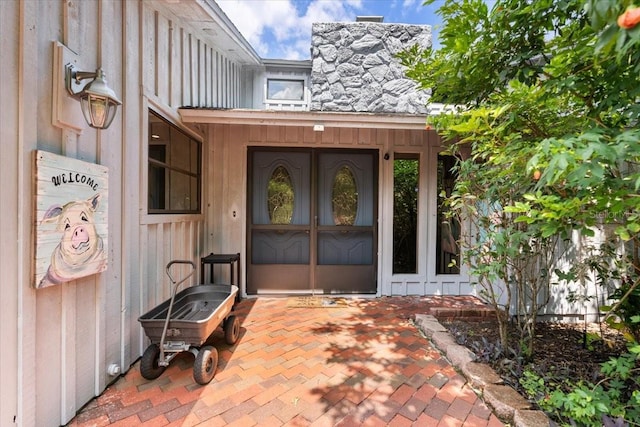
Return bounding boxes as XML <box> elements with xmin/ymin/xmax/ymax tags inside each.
<box><xmin>154</xmin><ymin>0</ymin><xmax>262</xmax><ymax>65</ymax></box>
<box><xmin>262</xmin><ymin>59</ymin><xmax>312</xmax><ymax>70</ymax></box>
<box><xmin>179</xmin><ymin>108</ymin><xmax>430</xmax><ymax>130</ymax></box>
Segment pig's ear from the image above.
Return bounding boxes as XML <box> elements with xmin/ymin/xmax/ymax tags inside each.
<box><xmin>88</xmin><ymin>193</ymin><xmax>101</xmax><ymax>211</ymax></box>
<box><xmin>41</xmin><ymin>205</ymin><xmax>63</xmax><ymax>223</ymax></box>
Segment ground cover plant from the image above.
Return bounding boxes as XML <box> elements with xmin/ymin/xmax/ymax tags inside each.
<box><xmin>443</xmin><ymin>318</ymin><xmax>639</xmax><ymax>426</ymax></box>
<box><xmin>399</xmin><ymin>0</ymin><xmax>640</xmax><ymax>424</ymax></box>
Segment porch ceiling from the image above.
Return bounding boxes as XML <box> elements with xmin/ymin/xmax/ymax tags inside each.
<box><xmin>178</xmin><ymin>108</ymin><xmax>430</xmax><ymax>130</ymax></box>
<box><xmin>156</xmin><ymin>0</ymin><xmax>261</xmax><ymax>65</ymax></box>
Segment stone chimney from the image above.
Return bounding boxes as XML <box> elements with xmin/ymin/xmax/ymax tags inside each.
<box><xmin>310</xmin><ymin>20</ymin><xmax>432</xmax><ymax>114</ymax></box>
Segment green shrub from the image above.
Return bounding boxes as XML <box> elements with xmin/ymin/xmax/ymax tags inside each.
<box><xmin>603</xmin><ymin>282</ymin><xmax>640</xmax><ymax>343</ymax></box>
<box><xmin>520</xmin><ymin>344</ymin><xmax>640</xmax><ymax>426</ymax></box>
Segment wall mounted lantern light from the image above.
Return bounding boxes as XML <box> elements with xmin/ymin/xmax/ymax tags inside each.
<box><xmin>65</xmin><ymin>64</ymin><xmax>121</xmax><ymax>129</ymax></box>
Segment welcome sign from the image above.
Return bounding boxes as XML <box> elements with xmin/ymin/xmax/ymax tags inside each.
<box><xmin>33</xmin><ymin>150</ymin><xmax>109</xmax><ymax>288</ymax></box>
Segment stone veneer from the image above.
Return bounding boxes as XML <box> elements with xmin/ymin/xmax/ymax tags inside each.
<box><xmin>310</xmin><ymin>21</ymin><xmax>432</xmax><ymax>114</ymax></box>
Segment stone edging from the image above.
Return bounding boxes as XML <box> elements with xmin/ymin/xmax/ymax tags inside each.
<box><xmin>414</xmin><ymin>314</ymin><xmax>551</xmax><ymax>427</ymax></box>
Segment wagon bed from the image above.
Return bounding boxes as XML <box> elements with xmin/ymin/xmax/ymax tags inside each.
<box><xmin>139</xmin><ymin>284</ymin><xmax>238</xmax><ymax>346</ymax></box>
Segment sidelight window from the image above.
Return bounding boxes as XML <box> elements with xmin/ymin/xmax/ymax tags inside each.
<box><xmin>436</xmin><ymin>154</ymin><xmax>460</xmax><ymax>274</ymax></box>
<box><xmin>393</xmin><ymin>155</ymin><xmax>419</xmax><ymax>274</ymax></box>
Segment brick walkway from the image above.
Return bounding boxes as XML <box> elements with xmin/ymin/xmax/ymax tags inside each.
<box><xmin>67</xmin><ymin>296</ymin><xmax>504</xmax><ymax>426</ymax></box>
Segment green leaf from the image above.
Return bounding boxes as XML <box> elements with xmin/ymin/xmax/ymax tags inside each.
<box><xmin>615</xmin><ymin>226</ymin><xmax>631</xmax><ymax>241</ymax></box>
<box><xmin>595</xmin><ymin>24</ymin><xmax>618</xmax><ymax>53</ymax></box>
<box><xmin>627</xmin><ymin>222</ymin><xmax>640</xmax><ymax>233</ymax></box>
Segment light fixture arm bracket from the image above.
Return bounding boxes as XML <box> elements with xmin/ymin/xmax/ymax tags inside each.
<box><xmin>72</xmin><ymin>70</ymin><xmax>98</xmax><ymax>83</ymax></box>
<box><xmin>65</xmin><ymin>64</ymin><xmax>97</xmax><ymax>98</ymax></box>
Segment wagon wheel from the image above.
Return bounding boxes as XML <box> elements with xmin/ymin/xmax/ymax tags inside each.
<box><xmin>140</xmin><ymin>344</ymin><xmax>166</xmax><ymax>380</ymax></box>
<box><xmin>224</xmin><ymin>315</ymin><xmax>240</xmax><ymax>345</ymax></box>
<box><xmin>193</xmin><ymin>345</ymin><xmax>218</xmax><ymax>385</ymax></box>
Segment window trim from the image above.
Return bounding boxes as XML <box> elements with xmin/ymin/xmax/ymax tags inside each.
<box><xmin>266</xmin><ymin>78</ymin><xmax>306</xmax><ymax>102</ymax></box>
<box><xmin>392</xmin><ymin>153</ymin><xmax>420</xmax><ymax>274</ymax></box>
<box><xmin>147</xmin><ymin>110</ymin><xmax>203</xmax><ymax>215</ymax></box>
<box><xmin>435</xmin><ymin>152</ymin><xmax>461</xmax><ymax>275</ymax></box>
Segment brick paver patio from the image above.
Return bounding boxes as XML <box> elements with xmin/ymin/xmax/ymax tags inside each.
<box><xmin>67</xmin><ymin>296</ymin><xmax>504</xmax><ymax>426</ymax></box>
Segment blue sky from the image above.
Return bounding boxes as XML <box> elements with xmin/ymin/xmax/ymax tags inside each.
<box><xmin>216</xmin><ymin>0</ymin><xmax>444</xmax><ymax>60</ymax></box>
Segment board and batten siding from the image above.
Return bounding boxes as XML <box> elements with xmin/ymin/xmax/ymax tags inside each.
<box><xmin>0</xmin><ymin>0</ymin><xmax>245</xmax><ymax>425</ymax></box>
<box><xmin>204</xmin><ymin>123</ymin><xmax>473</xmax><ymax>298</ymax></box>
<box><xmin>1</xmin><ymin>1</ymin><xmax>35</xmax><ymax>426</ymax></box>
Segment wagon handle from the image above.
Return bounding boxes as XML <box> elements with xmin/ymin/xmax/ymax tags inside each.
<box><xmin>158</xmin><ymin>260</ymin><xmax>196</xmax><ymax>365</ymax></box>
<box><xmin>165</xmin><ymin>260</ymin><xmax>196</xmax><ymax>285</ymax></box>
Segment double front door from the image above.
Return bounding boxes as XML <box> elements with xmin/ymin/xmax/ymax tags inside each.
<box><xmin>247</xmin><ymin>148</ymin><xmax>378</xmax><ymax>294</ymax></box>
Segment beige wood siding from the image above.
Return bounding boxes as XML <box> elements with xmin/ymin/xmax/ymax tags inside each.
<box><xmin>205</xmin><ymin>124</ymin><xmax>471</xmax><ymax>297</ymax></box>
<box><xmin>0</xmin><ymin>0</ymin><xmax>246</xmax><ymax>425</ymax></box>
<box><xmin>1</xmin><ymin>1</ymin><xmax>34</xmax><ymax>425</ymax></box>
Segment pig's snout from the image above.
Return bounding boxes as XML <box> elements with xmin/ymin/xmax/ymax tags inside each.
<box><xmin>71</xmin><ymin>226</ymin><xmax>90</xmax><ymax>250</ymax></box>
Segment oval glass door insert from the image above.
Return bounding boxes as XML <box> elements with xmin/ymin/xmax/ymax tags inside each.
<box><xmin>332</xmin><ymin>166</ymin><xmax>358</xmax><ymax>226</ymax></box>
<box><xmin>267</xmin><ymin>165</ymin><xmax>294</xmax><ymax>224</ymax></box>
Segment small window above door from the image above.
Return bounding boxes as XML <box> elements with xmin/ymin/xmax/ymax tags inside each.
<box><xmin>263</xmin><ymin>74</ymin><xmax>309</xmax><ymax>111</ymax></box>
<box><xmin>267</xmin><ymin>79</ymin><xmax>305</xmax><ymax>101</ymax></box>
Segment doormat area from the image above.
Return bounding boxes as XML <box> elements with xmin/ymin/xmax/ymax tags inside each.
<box><xmin>286</xmin><ymin>297</ymin><xmax>349</xmax><ymax>308</ymax></box>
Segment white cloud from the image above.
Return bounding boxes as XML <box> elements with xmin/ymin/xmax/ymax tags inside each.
<box><xmin>215</xmin><ymin>0</ymin><xmax>295</xmax><ymax>57</ymax></box>
<box><xmin>216</xmin><ymin>0</ymin><xmax>447</xmax><ymax>58</ymax></box>
<box><xmin>217</xmin><ymin>0</ymin><xmax>365</xmax><ymax>59</ymax></box>
<box><xmin>397</xmin><ymin>0</ymin><xmax>427</xmax><ymax>22</ymax></box>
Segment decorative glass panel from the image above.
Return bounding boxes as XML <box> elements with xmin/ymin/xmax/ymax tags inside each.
<box><xmin>332</xmin><ymin>166</ymin><xmax>358</xmax><ymax>226</ymax></box>
<box><xmin>268</xmin><ymin>166</ymin><xmax>294</xmax><ymax>225</ymax></box>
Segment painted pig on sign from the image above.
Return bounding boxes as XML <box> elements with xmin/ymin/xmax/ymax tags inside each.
<box><xmin>38</xmin><ymin>194</ymin><xmax>106</xmax><ymax>288</ymax></box>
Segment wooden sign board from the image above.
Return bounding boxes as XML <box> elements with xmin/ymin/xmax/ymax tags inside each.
<box><xmin>33</xmin><ymin>150</ymin><xmax>109</xmax><ymax>288</ymax></box>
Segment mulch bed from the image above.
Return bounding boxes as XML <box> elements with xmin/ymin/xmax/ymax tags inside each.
<box><xmin>441</xmin><ymin>318</ymin><xmax>630</xmax><ymax>393</ymax></box>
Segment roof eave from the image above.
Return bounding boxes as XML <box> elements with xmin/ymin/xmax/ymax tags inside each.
<box><xmin>178</xmin><ymin>108</ymin><xmax>431</xmax><ymax>130</ymax></box>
